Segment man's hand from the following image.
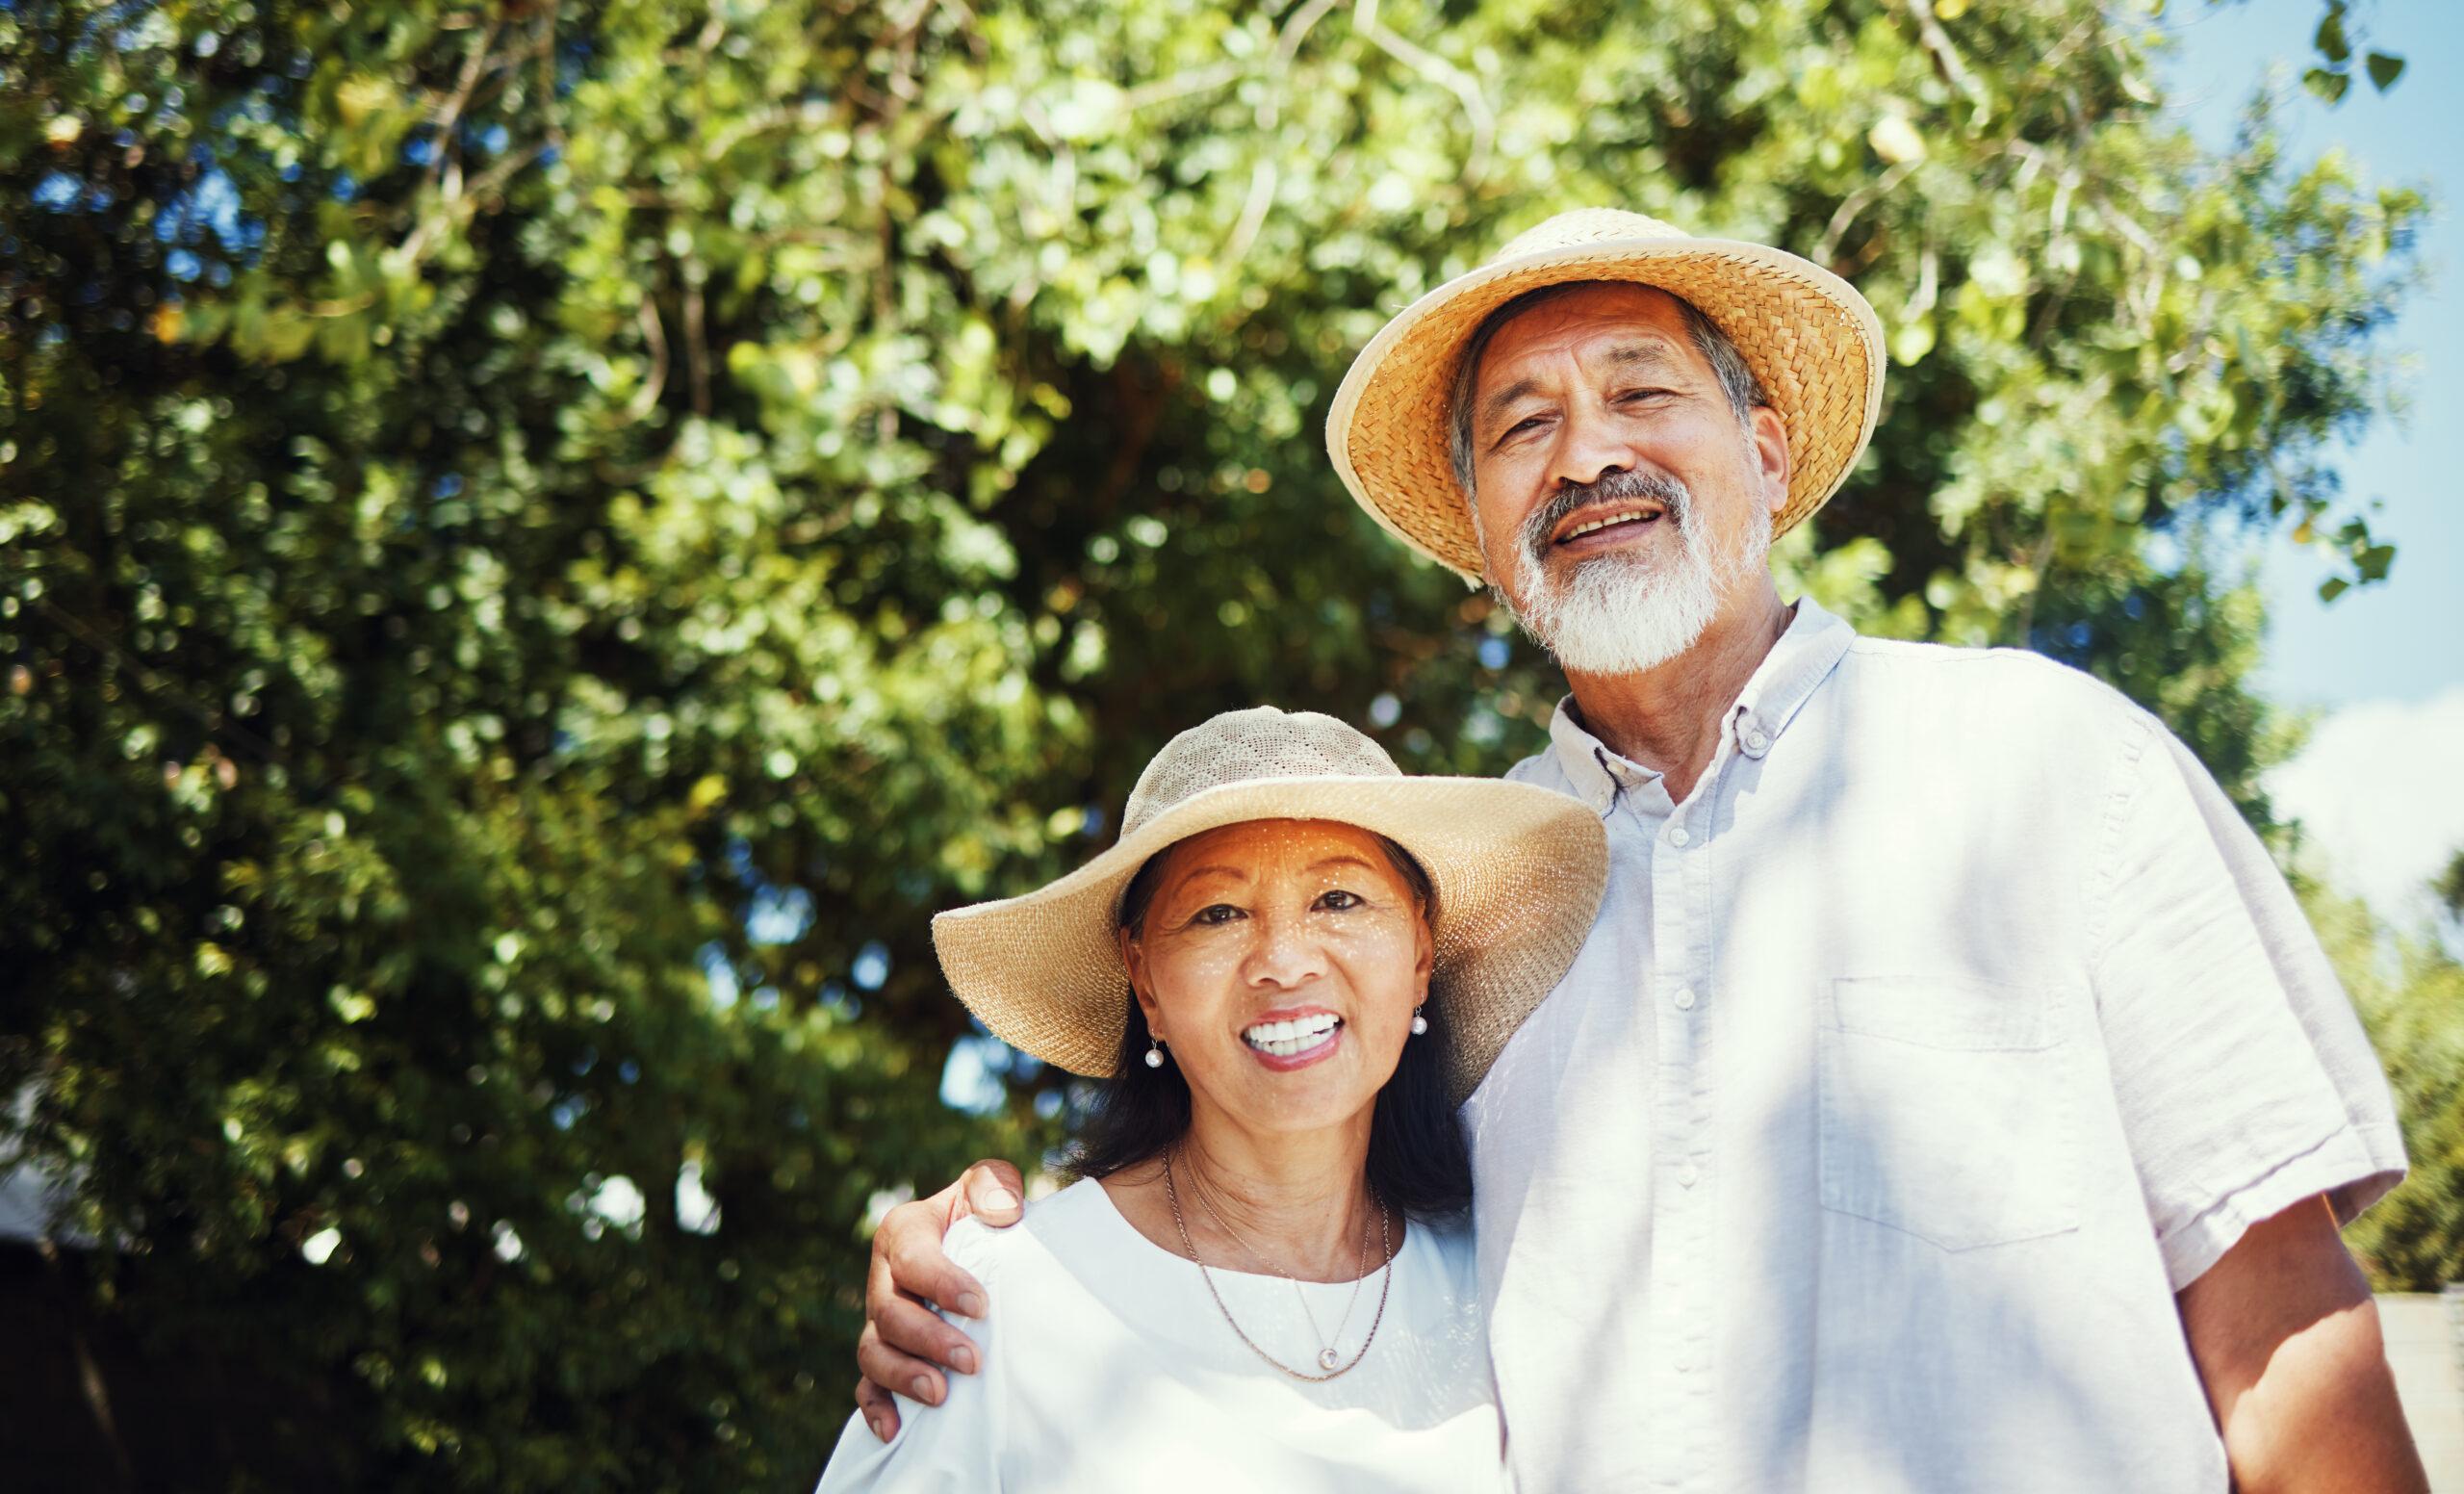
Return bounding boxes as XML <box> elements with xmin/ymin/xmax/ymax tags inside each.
<box><xmin>851</xmin><ymin>1158</ymin><xmax>1026</xmax><ymax>1443</ymax></box>
<box><xmin>2176</xmin><ymin>1194</ymin><xmax>2427</xmax><ymax>1493</ymax></box>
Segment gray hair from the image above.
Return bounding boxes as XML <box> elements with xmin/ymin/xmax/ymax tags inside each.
<box><xmin>1446</xmin><ymin>281</ymin><xmax>1770</xmax><ymax>503</ymax></box>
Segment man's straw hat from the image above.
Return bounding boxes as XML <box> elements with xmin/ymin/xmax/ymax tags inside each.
<box><xmin>932</xmin><ymin>707</ymin><xmax>1608</xmax><ymax>1104</ymax></box>
<box><xmin>1326</xmin><ymin>208</ymin><xmax>1886</xmax><ymax>582</ymax></box>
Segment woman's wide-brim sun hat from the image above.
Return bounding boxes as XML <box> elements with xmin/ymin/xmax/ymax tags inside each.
<box><xmin>1326</xmin><ymin>207</ymin><xmax>1886</xmax><ymax>583</ymax></box>
<box><xmin>932</xmin><ymin>707</ymin><xmax>1608</xmax><ymax>1105</ymax></box>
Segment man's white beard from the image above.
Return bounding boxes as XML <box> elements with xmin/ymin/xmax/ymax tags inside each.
<box><xmin>1495</xmin><ymin>479</ymin><xmax>1773</xmax><ymax>677</ymax></box>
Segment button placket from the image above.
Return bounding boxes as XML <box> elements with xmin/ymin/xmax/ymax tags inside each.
<box><xmin>1645</xmin><ymin>782</ymin><xmax>1720</xmax><ymax>1492</ymax></box>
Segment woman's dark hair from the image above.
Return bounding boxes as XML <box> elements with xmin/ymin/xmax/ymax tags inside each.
<box><xmin>1064</xmin><ymin>832</ymin><xmax>1474</xmax><ymax>1220</ymax></box>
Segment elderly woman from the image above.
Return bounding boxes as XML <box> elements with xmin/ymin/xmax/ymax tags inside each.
<box><xmin>815</xmin><ymin>707</ymin><xmax>1605</xmax><ymax>1492</ymax></box>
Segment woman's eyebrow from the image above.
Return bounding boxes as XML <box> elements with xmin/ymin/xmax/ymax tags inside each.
<box><xmin>1307</xmin><ymin>855</ymin><xmax>1379</xmax><ymax>875</ymax></box>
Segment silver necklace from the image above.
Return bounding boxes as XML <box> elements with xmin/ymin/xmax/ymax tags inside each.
<box><xmin>1163</xmin><ymin>1146</ymin><xmax>1393</xmax><ymax>1381</ymax></box>
<box><xmin>1184</xmin><ymin>1162</ymin><xmax>1372</xmax><ymax>1368</ymax></box>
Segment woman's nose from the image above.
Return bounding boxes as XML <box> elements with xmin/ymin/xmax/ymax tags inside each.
<box><xmin>1241</xmin><ymin>912</ymin><xmax>1327</xmax><ymax>989</ymax></box>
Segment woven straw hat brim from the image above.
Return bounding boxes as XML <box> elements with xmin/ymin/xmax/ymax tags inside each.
<box><xmin>931</xmin><ymin>775</ymin><xmax>1607</xmax><ymax>1106</ymax></box>
<box><xmin>1326</xmin><ymin>234</ymin><xmax>1886</xmax><ymax>582</ymax></box>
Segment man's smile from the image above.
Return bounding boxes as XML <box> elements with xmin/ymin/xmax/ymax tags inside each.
<box><xmin>1550</xmin><ymin>501</ymin><xmax>1671</xmax><ymax>555</ymax></box>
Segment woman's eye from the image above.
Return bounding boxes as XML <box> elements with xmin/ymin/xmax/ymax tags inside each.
<box><xmin>1192</xmin><ymin>903</ymin><xmax>1244</xmax><ymax>926</ymax></box>
<box><xmin>1318</xmin><ymin>889</ymin><xmax>1363</xmax><ymax>911</ymax></box>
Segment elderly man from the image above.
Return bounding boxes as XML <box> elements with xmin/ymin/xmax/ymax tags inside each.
<box><xmin>853</xmin><ymin>211</ymin><xmax>2426</xmax><ymax>1490</ymax></box>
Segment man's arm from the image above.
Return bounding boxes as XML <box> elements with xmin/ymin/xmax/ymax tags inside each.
<box><xmin>851</xmin><ymin>1158</ymin><xmax>1025</xmax><ymax>1442</ymax></box>
<box><xmin>2176</xmin><ymin>1194</ymin><xmax>2426</xmax><ymax>1493</ymax></box>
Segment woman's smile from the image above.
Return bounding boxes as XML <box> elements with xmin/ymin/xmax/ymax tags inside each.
<box><xmin>1242</xmin><ymin>1007</ymin><xmax>1346</xmax><ymax>1069</ymax></box>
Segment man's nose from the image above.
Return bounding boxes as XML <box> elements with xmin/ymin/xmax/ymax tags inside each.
<box><xmin>1548</xmin><ymin>398</ymin><xmax>1636</xmax><ymax>493</ymax></box>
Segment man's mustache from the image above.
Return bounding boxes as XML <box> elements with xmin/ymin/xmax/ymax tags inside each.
<box><xmin>1518</xmin><ymin>469</ymin><xmax>1693</xmax><ymax>564</ymax></box>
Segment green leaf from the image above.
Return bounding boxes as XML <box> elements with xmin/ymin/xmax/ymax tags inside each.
<box><xmin>2318</xmin><ymin>577</ymin><xmax>2351</xmax><ymax>603</ymax></box>
<box><xmin>2365</xmin><ymin>51</ymin><xmax>2404</xmax><ymax>91</ymax></box>
<box><xmin>2314</xmin><ymin>3</ymin><xmax>2350</xmax><ymax>64</ymax></box>
<box><xmin>2303</xmin><ymin>65</ymin><xmax>2351</xmax><ymax>105</ymax></box>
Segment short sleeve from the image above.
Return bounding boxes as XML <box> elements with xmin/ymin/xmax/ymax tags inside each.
<box><xmin>811</xmin><ymin>1222</ymin><xmax>1006</xmax><ymax>1493</ymax></box>
<box><xmin>2089</xmin><ymin>712</ymin><xmax>2406</xmax><ymax>1292</ymax></box>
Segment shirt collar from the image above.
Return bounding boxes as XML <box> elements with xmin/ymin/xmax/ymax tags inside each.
<box><xmin>1543</xmin><ymin>597</ymin><xmax>1856</xmax><ymax>815</ymax></box>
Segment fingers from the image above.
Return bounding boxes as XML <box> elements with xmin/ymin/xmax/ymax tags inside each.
<box><xmin>875</xmin><ymin>1198</ymin><xmax>989</xmax><ymax>1325</ymax></box>
<box><xmin>858</xmin><ymin>1317</ymin><xmax>941</xmax><ymax>1411</ymax></box>
<box><xmin>853</xmin><ymin>1160</ymin><xmax>1015</xmax><ymax>1435</ymax></box>
<box><xmin>868</xmin><ymin>1284</ymin><xmax>981</xmax><ymax>1382</ymax></box>
<box><xmin>858</xmin><ymin>1307</ymin><xmax>976</xmax><ymax>1416</ymax></box>
<box><xmin>958</xmin><ymin>1159</ymin><xmax>1026</xmax><ymax>1226</ymax></box>
<box><xmin>853</xmin><ymin>1374</ymin><xmax>901</xmax><ymax>1444</ymax></box>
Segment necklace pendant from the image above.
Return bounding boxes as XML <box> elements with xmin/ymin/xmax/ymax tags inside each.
<box><xmin>1317</xmin><ymin>1347</ymin><xmax>1341</xmax><ymax>1372</ymax></box>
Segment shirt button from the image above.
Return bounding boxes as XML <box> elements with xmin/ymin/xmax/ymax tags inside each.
<box><xmin>1678</xmin><ymin>1162</ymin><xmax>1701</xmax><ymax>1188</ymax></box>
<box><xmin>1673</xmin><ymin>987</ymin><xmax>1697</xmax><ymax>1011</ymax></box>
<box><xmin>1744</xmin><ymin>728</ymin><xmax>1770</xmax><ymax>754</ymax></box>
<box><xmin>1666</xmin><ymin>826</ymin><xmax>1691</xmax><ymax>848</ymax></box>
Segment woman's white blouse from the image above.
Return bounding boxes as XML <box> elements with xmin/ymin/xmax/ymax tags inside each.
<box><xmin>814</xmin><ymin>1177</ymin><xmax>1508</xmax><ymax>1494</ymax></box>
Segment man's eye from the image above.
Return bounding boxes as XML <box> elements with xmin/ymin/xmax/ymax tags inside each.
<box><xmin>1617</xmin><ymin>387</ymin><xmax>1671</xmax><ymax>404</ymax></box>
<box><xmin>1318</xmin><ymin>889</ymin><xmax>1363</xmax><ymax>911</ymax></box>
<box><xmin>1492</xmin><ymin>415</ymin><xmax>1547</xmax><ymax>449</ymax></box>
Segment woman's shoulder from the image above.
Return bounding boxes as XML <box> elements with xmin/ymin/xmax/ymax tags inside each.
<box><xmin>943</xmin><ymin>1175</ymin><xmax>1120</xmax><ymax>1284</ymax></box>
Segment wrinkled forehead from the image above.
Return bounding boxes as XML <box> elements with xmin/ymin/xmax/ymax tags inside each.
<box><xmin>1474</xmin><ymin>281</ymin><xmax>1701</xmax><ymax>390</ymax></box>
<box><xmin>1150</xmin><ymin>818</ymin><xmax>1399</xmax><ymax>886</ymax></box>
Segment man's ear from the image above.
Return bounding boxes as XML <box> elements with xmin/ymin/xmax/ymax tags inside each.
<box><xmin>1464</xmin><ymin>483</ymin><xmax>1503</xmax><ymax>591</ymax></box>
<box><xmin>1748</xmin><ymin>404</ymin><xmax>1791</xmax><ymax>515</ymax></box>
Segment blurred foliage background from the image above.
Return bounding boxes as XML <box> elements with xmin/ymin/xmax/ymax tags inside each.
<box><xmin>0</xmin><ymin>0</ymin><xmax>2455</xmax><ymax>1488</ymax></box>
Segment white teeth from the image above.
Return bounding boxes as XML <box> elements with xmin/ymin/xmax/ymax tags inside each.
<box><xmin>1561</xmin><ymin>508</ymin><xmax>1663</xmax><ymax>541</ymax></box>
<box><xmin>1243</xmin><ymin>1014</ymin><xmax>1341</xmax><ymax>1056</ymax></box>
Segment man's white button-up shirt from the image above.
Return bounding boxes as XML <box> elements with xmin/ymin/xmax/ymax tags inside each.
<box><xmin>1465</xmin><ymin>599</ymin><xmax>2405</xmax><ymax>1494</ymax></box>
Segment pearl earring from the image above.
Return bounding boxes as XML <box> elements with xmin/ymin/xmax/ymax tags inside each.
<box><xmin>1144</xmin><ymin>1037</ymin><xmax>1167</xmax><ymax>1069</ymax></box>
<box><xmin>1410</xmin><ymin>1005</ymin><xmax>1428</xmax><ymax>1036</ymax></box>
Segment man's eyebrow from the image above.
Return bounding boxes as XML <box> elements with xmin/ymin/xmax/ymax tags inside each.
<box><xmin>1478</xmin><ymin>376</ymin><xmax>1544</xmax><ymax>431</ymax></box>
<box><xmin>1478</xmin><ymin>339</ymin><xmax>1689</xmax><ymax>435</ymax></box>
<box><xmin>1599</xmin><ymin>339</ymin><xmax>1683</xmax><ymax>374</ymax></box>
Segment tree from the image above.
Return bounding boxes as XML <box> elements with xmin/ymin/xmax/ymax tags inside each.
<box><xmin>0</xmin><ymin>0</ymin><xmax>2431</xmax><ymax>1487</ymax></box>
<box><xmin>2304</xmin><ymin>882</ymin><xmax>2464</xmax><ymax>1290</ymax></box>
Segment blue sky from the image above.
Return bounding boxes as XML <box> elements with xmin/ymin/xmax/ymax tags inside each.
<box><xmin>2163</xmin><ymin>0</ymin><xmax>2459</xmax><ymax>708</ymax></box>
<box><xmin>2165</xmin><ymin>0</ymin><xmax>2463</xmax><ymax>924</ymax></box>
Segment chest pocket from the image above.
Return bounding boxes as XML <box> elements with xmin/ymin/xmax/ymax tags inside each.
<box><xmin>1818</xmin><ymin>975</ymin><xmax>2082</xmax><ymax>1251</ymax></box>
